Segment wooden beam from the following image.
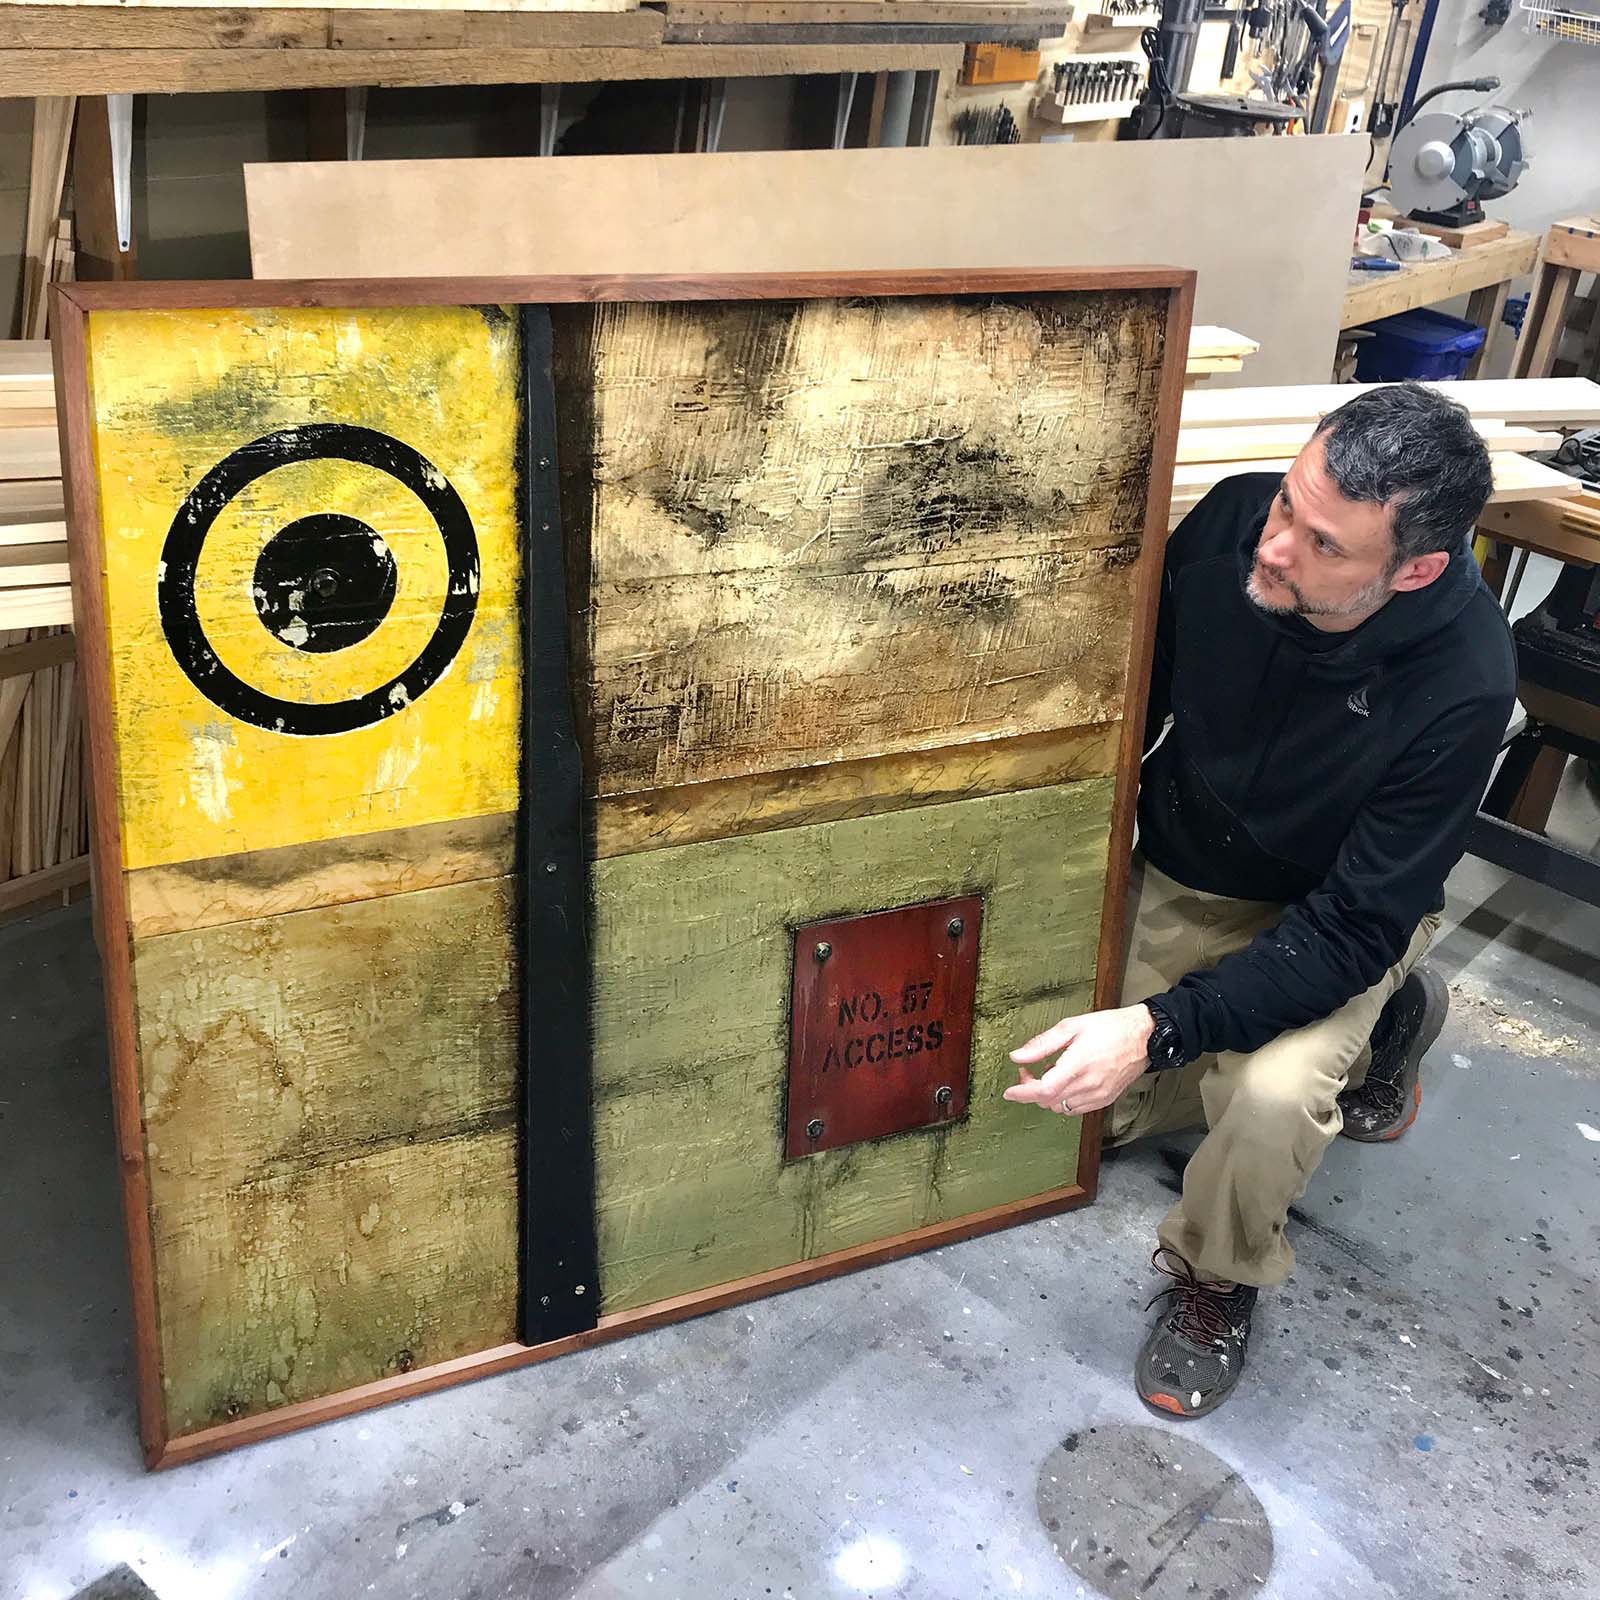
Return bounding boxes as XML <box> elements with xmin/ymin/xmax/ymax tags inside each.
<box><xmin>0</xmin><ymin>631</ymin><xmax>74</xmax><ymax>683</ymax></box>
<box><xmin>1175</xmin><ymin>419</ymin><xmax>1561</xmax><ymax>464</ymax></box>
<box><xmin>0</xmin><ymin>853</ymin><xmax>89</xmax><ymax>919</ymax></box>
<box><xmin>1</xmin><ymin>41</ymin><xmax>959</xmax><ymax>95</ymax></box>
<box><xmin>1</xmin><ymin>5</ymin><xmax>667</xmax><ymax>49</ymax></box>
<box><xmin>20</xmin><ymin>97</ymin><xmax>76</xmax><ymax>341</ymax></box>
<box><xmin>1181</xmin><ymin>377</ymin><xmax>1600</xmax><ymax>429</ymax></box>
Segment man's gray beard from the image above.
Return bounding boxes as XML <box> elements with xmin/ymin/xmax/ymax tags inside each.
<box><xmin>1246</xmin><ymin>561</ymin><xmax>1392</xmax><ymax>621</ymax></box>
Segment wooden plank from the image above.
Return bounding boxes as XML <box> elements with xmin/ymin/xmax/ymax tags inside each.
<box><xmin>1340</xmin><ymin>230</ymin><xmax>1538</xmax><ymax>330</ymax></box>
<box><xmin>0</xmin><ymin>542</ymin><xmax>69</xmax><ymax>587</ymax></box>
<box><xmin>1169</xmin><ymin>451</ymin><xmax>1583</xmax><ymax>518</ymax></box>
<box><xmin>553</xmin><ymin>290</ymin><xmax>1169</xmax><ymax>794</ymax></box>
<box><xmin>22</xmin><ymin>99</ymin><xmax>75</xmax><ymax>341</ymax></box>
<box><xmin>662</xmin><ymin>17</ymin><xmax>1055</xmax><ymax>39</ymax></box>
<box><xmin>1544</xmin><ymin>216</ymin><xmax>1600</xmax><ymax>276</ymax></box>
<box><xmin>0</xmin><ymin>479</ymin><xmax>64</xmax><ymax>521</ymax></box>
<box><xmin>243</xmin><ymin>141</ymin><xmax>1366</xmax><ymax>389</ymax></box>
<box><xmin>1463</xmin><ymin>280</ymin><xmax>1510</xmax><ymax>381</ymax></box>
<box><xmin>1174</xmin><ymin>420</ymin><xmax>1561</xmax><ymax>464</ymax></box>
<box><xmin>0</xmin><ymin>587</ymin><xmax>72</xmax><ymax>628</ymax></box>
<box><xmin>0</xmin><ymin>409</ymin><xmax>60</xmax><ymax>430</ymax></box>
<box><xmin>595</xmin><ymin>721</ymin><xmax>1121</xmax><ymax>858</ymax></box>
<box><xmin>123</xmin><ymin>811</ymin><xmax>515</xmax><ymax>938</ymax></box>
<box><xmin>0</xmin><ymin>0</ymin><xmax>639</xmax><ymax>10</ymax></box>
<box><xmin>155</xmin><ymin>1177</ymin><xmax>1094</xmax><ymax>1469</ymax></box>
<box><xmin>0</xmin><ymin>852</ymin><xmax>88</xmax><ymax>918</ymax></box>
<box><xmin>1187</xmin><ymin>324</ymin><xmax>1258</xmax><ymax>361</ymax></box>
<box><xmin>1409</xmin><ymin>216</ymin><xmax>1509</xmax><ymax>249</ymax></box>
<box><xmin>667</xmin><ymin>1</ymin><xmax>1071</xmax><ymax>20</ymax></box>
<box><xmin>3</xmin><ymin>5</ymin><xmax>667</xmax><ymax>47</ymax></box>
<box><xmin>0</xmin><ymin>630</ymin><xmax>74</xmax><ymax>682</ymax></box>
<box><xmin>1180</xmin><ymin>378</ymin><xmax>1600</xmax><ymax>429</ymax></box>
<box><xmin>131</xmin><ymin>874</ymin><xmax>519</xmax><ymax>1435</ymax></box>
<box><xmin>1517</xmin><ymin>265</ymin><xmax>1580</xmax><ymax>382</ymax></box>
<box><xmin>2</xmin><ymin>41</ymin><xmax>959</xmax><ymax>94</ymax></box>
<box><xmin>0</xmin><ymin>342</ymin><xmax>53</xmax><ymax>386</ymax></box>
<box><xmin>0</xmin><ymin>518</ymin><xmax>67</xmax><ymax>545</ymax></box>
<box><xmin>0</xmin><ymin>429</ymin><xmax>60</xmax><ymax>479</ymax></box>
<box><xmin>591</xmin><ymin>781</ymin><xmax>1107</xmax><ymax>1312</ymax></box>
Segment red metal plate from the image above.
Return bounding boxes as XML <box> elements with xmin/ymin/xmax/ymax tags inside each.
<box><xmin>785</xmin><ymin>894</ymin><xmax>983</xmax><ymax>1160</ymax></box>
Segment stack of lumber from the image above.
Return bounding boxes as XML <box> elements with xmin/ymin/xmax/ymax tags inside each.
<box><xmin>1</xmin><ymin>340</ymin><xmax>84</xmax><ymax>920</ymax></box>
<box><xmin>1170</xmin><ymin>377</ymin><xmax>1600</xmax><ymax>524</ymax></box>
<box><xmin>1185</xmin><ymin>324</ymin><xmax>1260</xmax><ymax>382</ymax></box>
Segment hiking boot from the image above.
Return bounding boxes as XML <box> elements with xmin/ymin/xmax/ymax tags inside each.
<box><xmin>1338</xmin><ymin>966</ymin><xmax>1449</xmax><ymax>1143</ymax></box>
<box><xmin>1134</xmin><ymin>1248</ymin><xmax>1258</xmax><ymax>1419</ymax></box>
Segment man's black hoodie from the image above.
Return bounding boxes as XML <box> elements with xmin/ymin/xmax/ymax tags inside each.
<box><xmin>1137</xmin><ymin>473</ymin><xmax>1515</xmax><ymax>1062</ymax></box>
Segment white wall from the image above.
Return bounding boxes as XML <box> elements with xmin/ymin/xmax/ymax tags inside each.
<box><xmin>1416</xmin><ymin>7</ymin><xmax>1600</xmax><ymax>238</ymax></box>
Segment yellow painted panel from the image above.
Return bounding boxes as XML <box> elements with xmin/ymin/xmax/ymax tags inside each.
<box><xmin>85</xmin><ymin>305</ymin><xmax>523</xmax><ymax>871</ymax></box>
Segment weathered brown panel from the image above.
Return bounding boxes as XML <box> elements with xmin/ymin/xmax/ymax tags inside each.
<box><xmin>132</xmin><ymin>876</ymin><xmax>519</xmax><ymax>1430</ymax></box>
<box><xmin>555</xmin><ymin>291</ymin><xmax>1166</xmax><ymax>795</ymax></box>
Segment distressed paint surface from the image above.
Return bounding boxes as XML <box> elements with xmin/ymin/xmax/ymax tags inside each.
<box><xmin>591</xmin><ymin>781</ymin><xmax>1108</xmax><ymax>1313</ymax></box>
<box><xmin>555</xmin><ymin>292</ymin><xmax>1166</xmax><ymax>795</ymax></box>
<box><xmin>85</xmin><ymin>305</ymin><xmax>523</xmax><ymax>872</ymax></box>
<box><xmin>132</xmin><ymin>875</ymin><xmax>518</xmax><ymax>1432</ymax></box>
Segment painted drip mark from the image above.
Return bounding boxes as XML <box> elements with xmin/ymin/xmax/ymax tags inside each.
<box><xmin>1037</xmin><ymin>1425</ymin><xmax>1273</xmax><ymax>1600</ymax></box>
<box><xmin>158</xmin><ymin>423</ymin><xmax>479</xmax><ymax>736</ymax></box>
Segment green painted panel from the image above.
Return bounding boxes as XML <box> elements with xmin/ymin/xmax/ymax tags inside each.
<box><xmin>592</xmin><ymin>779</ymin><xmax>1111</xmax><ymax>1313</ymax></box>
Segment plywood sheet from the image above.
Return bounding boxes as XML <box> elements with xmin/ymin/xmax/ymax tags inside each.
<box><xmin>592</xmin><ymin>780</ymin><xmax>1109</xmax><ymax>1313</ymax></box>
<box><xmin>245</xmin><ymin>139</ymin><xmax>1367</xmax><ymax>385</ymax></box>
<box><xmin>556</xmin><ymin>290</ymin><xmax>1166</xmax><ymax>793</ymax></box>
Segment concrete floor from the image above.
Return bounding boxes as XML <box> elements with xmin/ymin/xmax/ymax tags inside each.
<box><xmin>3</xmin><ymin>773</ymin><xmax>1597</xmax><ymax>1600</ymax></box>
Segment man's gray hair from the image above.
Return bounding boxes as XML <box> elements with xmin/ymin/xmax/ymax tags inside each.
<box><xmin>1312</xmin><ymin>382</ymin><xmax>1495</xmax><ymax>569</ymax></box>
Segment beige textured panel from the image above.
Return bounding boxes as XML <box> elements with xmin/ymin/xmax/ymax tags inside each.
<box><xmin>246</xmin><ymin>140</ymin><xmax>1369</xmax><ymax>385</ymax></box>
<box><xmin>557</xmin><ymin>292</ymin><xmax>1165</xmax><ymax>794</ymax></box>
<box><xmin>132</xmin><ymin>875</ymin><xmax>519</xmax><ymax>1433</ymax></box>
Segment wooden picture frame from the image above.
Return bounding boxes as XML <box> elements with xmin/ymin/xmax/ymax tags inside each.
<box><xmin>52</xmin><ymin>267</ymin><xmax>1192</xmax><ymax>1467</ymax></box>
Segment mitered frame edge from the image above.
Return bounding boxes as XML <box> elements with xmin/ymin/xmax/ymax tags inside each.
<box><xmin>50</xmin><ymin>286</ymin><xmax>170</xmax><ymax>1469</ymax></box>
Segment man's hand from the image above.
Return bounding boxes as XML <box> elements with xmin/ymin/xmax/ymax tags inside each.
<box><xmin>1002</xmin><ymin>1004</ymin><xmax>1156</xmax><ymax>1116</ymax></box>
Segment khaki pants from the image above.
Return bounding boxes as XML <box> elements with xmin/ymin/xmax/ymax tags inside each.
<box><xmin>1109</xmin><ymin>856</ymin><xmax>1439</xmax><ymax>1288</ymax></box>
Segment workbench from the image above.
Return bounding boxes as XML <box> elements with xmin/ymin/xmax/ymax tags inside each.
<box><xmin>1341</xmin><ymin>229</ymin><xmax>1540</xmax><ymax>382</ymax></box>
<box><xmin>1471</xmin><ymin>486</ymin><xmax>1600</xmax><ymax>909</ymax></box>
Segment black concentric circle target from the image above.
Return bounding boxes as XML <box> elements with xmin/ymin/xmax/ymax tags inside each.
<box><xmin>158</xmin><ymin>423</ymin><xmax>479</xmax><ymax>736</ymax></box>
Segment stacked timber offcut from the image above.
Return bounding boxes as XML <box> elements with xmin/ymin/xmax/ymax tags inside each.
<box><xmin>0</xmin><ymin>339</ymin><xmax>84</xmax><ymax>920</ymax></box>
<box><xmin>1171</xmin><ymin>378</ymin><xmax>1600</xmax><ymax>524</ymax></box>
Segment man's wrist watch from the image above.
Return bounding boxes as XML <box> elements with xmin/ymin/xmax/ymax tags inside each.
<box><xmin>1143</xmin><ymin>998</ymin><xmax>1187</xmax><ymax>1073</ymax></box>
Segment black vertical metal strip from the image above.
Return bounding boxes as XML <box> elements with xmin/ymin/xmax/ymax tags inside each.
<box><xmin>517</xmin><ymin>303</ymin><xmax>600</xmax><ymax>1344</ymax></box>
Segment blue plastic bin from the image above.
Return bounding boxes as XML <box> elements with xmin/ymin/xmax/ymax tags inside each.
<box><xmin>1354</xmin><ymin>307</ymin><xmax>1486</xmax><ymax>383</ymax></box>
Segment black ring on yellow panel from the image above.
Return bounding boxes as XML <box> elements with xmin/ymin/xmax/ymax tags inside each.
<box><xmin>158</xmin><ymin>423</ymin><xmax>479</xmax><ymax>736</ymax></box>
